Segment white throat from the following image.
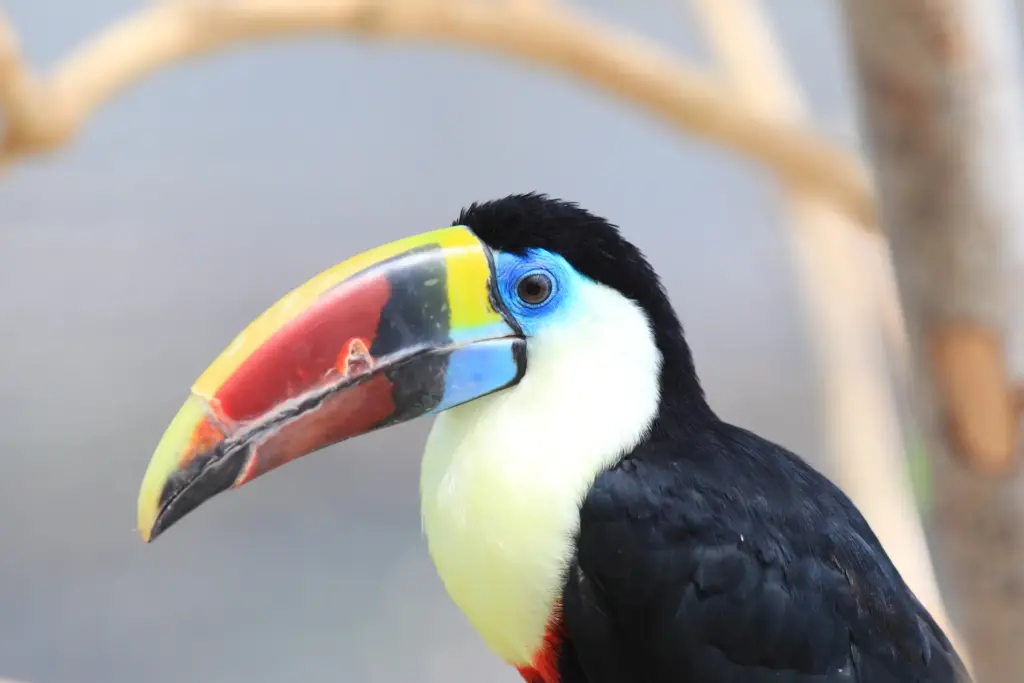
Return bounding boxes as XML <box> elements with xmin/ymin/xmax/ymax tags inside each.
<box><xmin>419</xmin><ymin>278</ymin><xmax>662</xmax><ymax>665</ymax></box>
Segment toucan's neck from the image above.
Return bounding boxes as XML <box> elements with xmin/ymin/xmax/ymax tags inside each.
<box><xmin>645</xmin><ymin>299</ymin><xmax>716</xmax><ymax>440</ymax></box>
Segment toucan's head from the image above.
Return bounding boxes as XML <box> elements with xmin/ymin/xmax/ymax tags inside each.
<box><xmin>137</xmin><ymin>193</ymin><xmax>710</xmax><ymax>543</ymax></box>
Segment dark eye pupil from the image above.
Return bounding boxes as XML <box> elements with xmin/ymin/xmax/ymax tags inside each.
<box><xmin>518</xmin><ymin>273</ymin><xmax>552</xmax><ymax>305</ymax></box>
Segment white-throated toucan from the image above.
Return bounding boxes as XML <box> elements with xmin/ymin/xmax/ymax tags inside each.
<box><xmin>137</xmin><ymin>193</ymin><xmax>969</xmax><ymax>683</ymax></box>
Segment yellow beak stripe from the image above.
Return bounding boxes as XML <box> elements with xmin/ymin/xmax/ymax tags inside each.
<box><xmin>191</xmin><ymin>225</ymin><xmax>491</xmax><ymax>399</ymax></box>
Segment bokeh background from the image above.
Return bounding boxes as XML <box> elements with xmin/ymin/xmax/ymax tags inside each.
<box><xmin>2</xmin><ymin>2</ymin><xmax>862</xmax><ymax>682</ymax></box>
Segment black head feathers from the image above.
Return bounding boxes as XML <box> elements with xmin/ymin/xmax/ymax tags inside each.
<box><xmin>458</xmin><ymin>193</ymin><xmax>664</xmax><ymax>319</ymax></box>
<box><xmin>455</xmin><ymin>192</ymin><xmax>712</xmax><ymax>426</ymax></box>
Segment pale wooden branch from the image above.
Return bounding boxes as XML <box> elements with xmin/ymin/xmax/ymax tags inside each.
<box><xmin>841</xmin><ymin>1</ymin><xmax>1024</xmax><ymax>681</ymax></box>
<box><xmin>0</xmin><ymin>0</ymin><xmax>878</xmax><ymax>226</ymax></box>
<box><xmin>689</xmin><ymin>0</ymin><xmax>966</xmax><ymax>662</ymax></box>
<box><xmin>0</xmin><ymin>10</ymin><xmax>68</xmax><ymax>165</ymax></box>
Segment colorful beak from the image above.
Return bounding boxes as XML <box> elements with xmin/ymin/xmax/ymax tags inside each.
<box><xmin>137</xmin><ymin>226</ymin><xmax>525</xmax><ymax>542</ymax></box>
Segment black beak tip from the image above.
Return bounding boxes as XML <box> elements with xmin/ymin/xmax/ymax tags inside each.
<box><xmin>147</xmin><ymin>442</ymin><xmax>251</xmax><ymax>543</ymax></box>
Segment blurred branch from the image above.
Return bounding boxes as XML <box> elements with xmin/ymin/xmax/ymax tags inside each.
<box><xmin>0</xmin><ymin>0</ymin><xmax>876</xmax><ymax>227</ymax></box>
<box><xmin>841</xmin><ymin>0</ymin><xmax>1024</xmax><ymax>680</ymax></box>
<box><xmin>0</xmin><ymin>10</ymin><xmax>70</xmax><ymax>167</ymax></box>
<box><xmin>689</xmin><ymin>0</ymin><xmax>967</xmax><ymax>662</ymax></box>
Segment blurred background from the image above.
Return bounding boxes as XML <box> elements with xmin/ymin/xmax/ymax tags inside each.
<box><xmin>0</xmin><ymin>1</ymin><xmax>1013</xmax><ymax>682</ymax></box>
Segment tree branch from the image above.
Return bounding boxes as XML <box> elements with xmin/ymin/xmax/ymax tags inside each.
<box><xmin>0</xmin><ymin>10</ymin><xmax>67</xmax><ymax>165</ymax></box>
<box><xmin>0</xmin><ymin>0</ymin><xmax>876</xmax><ymax>226</ymax></box>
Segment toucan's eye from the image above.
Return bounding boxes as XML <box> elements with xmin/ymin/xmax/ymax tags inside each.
<box><xmin>516</xmin><ymin>271</ymin><xmax>553</xmax><ymax>306</ymax></box>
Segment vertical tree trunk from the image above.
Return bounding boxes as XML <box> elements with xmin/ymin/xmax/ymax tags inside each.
<box><xmin>839</xmin><ymin>1</ymin><xmax>1024</xmax><ymax>681</ymax></box>
<box><xmin>690</xmin><ymin>0</ymin><xmax>963</xmax><ymax>654</ymax></box>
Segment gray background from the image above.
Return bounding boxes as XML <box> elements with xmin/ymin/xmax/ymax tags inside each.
<box><xmin>2</xmin><ymin>1</ymin><xmax>861</xmax><ymax>682</ymax></box>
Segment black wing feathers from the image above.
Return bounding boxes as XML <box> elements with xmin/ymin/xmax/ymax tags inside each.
<box><xmin>561</xmin><ymin>422</ymin><xmax>969</xmax><ymax>683</ymax></box>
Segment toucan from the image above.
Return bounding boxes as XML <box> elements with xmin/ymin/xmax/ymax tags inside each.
<box><xmin>137</xmin><ymin>193</ymin><xmax>969</xmax><ymax>683</ymax></box>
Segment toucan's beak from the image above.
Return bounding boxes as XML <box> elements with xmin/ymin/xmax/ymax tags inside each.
<box><xmin>137</xmin><ymin>226</ymin><xmax>525</xmax><ymax>543</ymax></box>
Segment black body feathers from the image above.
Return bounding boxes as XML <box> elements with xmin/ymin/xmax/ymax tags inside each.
<box><xmin>562</xmin><ymin>423</ymin><xmax>969</xmax><ymax>683</ymax></box>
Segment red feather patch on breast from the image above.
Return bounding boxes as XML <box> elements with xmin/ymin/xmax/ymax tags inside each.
<box><xmin>515</xmin><ymin>612</ymin><xmax>565</xmax><ymax>683</ymax></box>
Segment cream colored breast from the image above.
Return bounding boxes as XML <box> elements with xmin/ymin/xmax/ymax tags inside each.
<box><xmin>420</xmin><ymin>393</ymin><xmax>585</xmax><ymax>666</ymax></box>
<box><xmin>418</xmin><ymin>275</ymin><xmax>662</xmax><ymax>666</ymax></box>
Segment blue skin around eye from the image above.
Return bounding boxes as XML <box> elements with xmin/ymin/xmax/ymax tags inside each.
<box><xmin>494</xmin><ymin>248</ymin><xmax>576</xmax><ymax>336</ymax></box>
<box><xmin>430</xmin><ymin>249</ymin><xmax>577</xmax><ymax>413</ymax></box>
